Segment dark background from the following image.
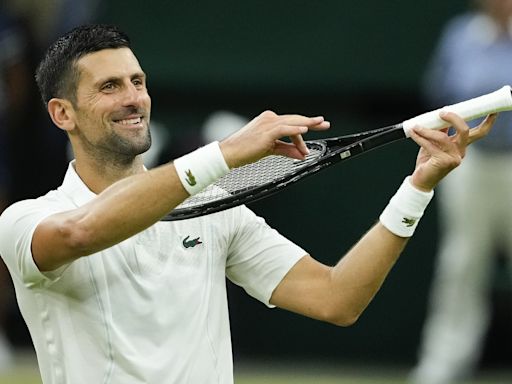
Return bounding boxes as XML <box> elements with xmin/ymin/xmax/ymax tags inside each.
<box><xmin>7</xmin><ymin>0</ymin><xmax>512</xmax><ymax>371</ymax></box>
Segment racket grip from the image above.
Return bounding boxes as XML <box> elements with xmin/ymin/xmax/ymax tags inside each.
<box><xmin>402</xmin><ymin>85</ymin><xmax>512</xmax><ymax>137</ymax></box>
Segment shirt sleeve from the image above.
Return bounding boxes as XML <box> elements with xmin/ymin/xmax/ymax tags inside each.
<box><xmin>0</xmin><ymin>199</ymin><xmax>66</xmax><ymax>287</ymax></box>
<box><xmin>225</xmin><ymin>206</ymin><xmax>307</xmax><ymax>307</ymax></box>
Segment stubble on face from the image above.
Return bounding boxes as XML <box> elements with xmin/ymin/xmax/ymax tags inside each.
<box><xmin>78</xmin><ymin>105</ymin><xmax>152</xmax><ymax>163</ymax></box>
<box><xmin>70</xmin><ymin>48</ymin><xmax>153</xmax><ymax>169</ymax></box>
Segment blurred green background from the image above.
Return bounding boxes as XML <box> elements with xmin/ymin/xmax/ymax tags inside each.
<box><xmin>4</xmin><ymin>0</ymin><xmax>511</xmax><ymax>379</ymax></box>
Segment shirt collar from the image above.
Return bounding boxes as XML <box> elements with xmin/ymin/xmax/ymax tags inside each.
<box><xmin>58</xmin><ymin>160</ymin><xmax>97</xmax><ymax>207</ymax></box>
<box><xmin>57</xmin><ymin>160</ymin><xmax>149</xmax><ymax>207</ymax></box>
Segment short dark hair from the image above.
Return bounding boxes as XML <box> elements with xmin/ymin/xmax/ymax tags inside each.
<box><xmin>35</xmin><ymin>24</ymin><xmax>131</xmax><ymax>105</ymax></box>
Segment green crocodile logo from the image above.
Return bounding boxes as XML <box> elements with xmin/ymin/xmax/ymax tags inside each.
<box><xmin>402</xmin><ymin>217</ymin><xmax>416</xmax><ymax>227</ymax></box>
<box><xmin>185</xmin><ymin>170</ymin><xmax>196</xmax><ymax>186</ymax></box>
<box><xmin>183</xmin><ymin>235</ymin><xmax>202</xmax><ymax>248</ymax></box>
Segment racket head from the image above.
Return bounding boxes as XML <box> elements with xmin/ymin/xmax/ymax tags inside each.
<box><xmin>163</xmin><ymin>140</ymin><xmax>328</xmax><ymax>221</ymax></box>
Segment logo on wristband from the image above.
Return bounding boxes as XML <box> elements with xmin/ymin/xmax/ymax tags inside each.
<box><xmin>402</xmin><ymin>217</ymin><xmax>416</xmax><ymax>227</ymax></box>
<box><xmin>185</xmin><ymin>170</ymin><xmax>197</xmax><ymax>186</ymax></box>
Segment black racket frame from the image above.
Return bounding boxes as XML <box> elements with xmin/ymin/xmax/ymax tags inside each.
<box><xmin>162</xmin><ymin>124</ymin><xmax>405</xmax><ymax>221</ymax></box>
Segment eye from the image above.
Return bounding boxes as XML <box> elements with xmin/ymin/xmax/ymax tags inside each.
<box><xmin>101</xmin><ymin>82</ymin><xmax>116</xmax><ymax>92</ymax></box>
<box><xmin>132</xmin><ymin>78</ymin><xmax>144</xmax><ymax>88</ymax></box>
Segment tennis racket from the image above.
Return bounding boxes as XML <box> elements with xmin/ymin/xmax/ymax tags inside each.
<box><xmin>162</xmin><ymin>85</ymin><xmax>512</xmax><ymax>221</ymax></box>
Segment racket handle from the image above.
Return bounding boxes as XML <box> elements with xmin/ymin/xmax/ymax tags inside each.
<box><xmin>402</xmin><ymin>85</ymin><xmax>512</xmax><ymax>137</ymax></box>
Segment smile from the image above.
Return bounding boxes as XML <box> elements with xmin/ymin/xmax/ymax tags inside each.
<box><xmin>114</xmin><ymin>116</ymin><xmax>143</xmax><ymax>127</ymax></box>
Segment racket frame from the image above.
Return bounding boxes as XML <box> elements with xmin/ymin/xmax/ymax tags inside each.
<box><xmin>162</xmin><ymin>124</ymin><xmax>405</xmax><ymax>221</ymax></box>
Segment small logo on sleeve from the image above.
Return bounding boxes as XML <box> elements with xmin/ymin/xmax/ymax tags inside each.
<box><xmin>182</xmin><ymin>235</ymin><xmax>203</xmax><ymax>248</ymax></box>
<box><xmin>402</xmin><ymin>217</ymin><xmax>416</xmax><ymax>227</ymax></box>
<box><xmin>185</xmin><ymin>170</ymin><xmax>197</xmax><ymax>186</ymax></box>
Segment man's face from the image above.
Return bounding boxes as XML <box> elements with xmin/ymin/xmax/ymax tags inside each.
<box><xmin>71</xmin><ymin>47</ymin><xmax>152</xmax><ymax>161</ymax></box>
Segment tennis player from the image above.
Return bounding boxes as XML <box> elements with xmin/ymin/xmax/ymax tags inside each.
<box><xmin>0</xmin><ymin>24</ymin><xmax>495</xmax><ymax>384</ymax></box>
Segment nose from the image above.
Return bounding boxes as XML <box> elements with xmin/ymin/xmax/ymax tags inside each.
<box><xmin>121</xmin><ymin>82</ymin><xmax>147</xmax><ymax>107</ymax></box>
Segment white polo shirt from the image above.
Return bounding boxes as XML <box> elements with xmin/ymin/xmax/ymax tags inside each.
<box><xmin>0</xmin><ymin>162</ymin><xmax>306</xmax><ymax>384</ymax></box>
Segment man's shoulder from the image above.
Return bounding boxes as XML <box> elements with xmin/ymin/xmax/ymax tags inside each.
<box><xmin>0</xmin><ymin>189</ymin><xmax>70</xmax><ymax>225</ymax></box>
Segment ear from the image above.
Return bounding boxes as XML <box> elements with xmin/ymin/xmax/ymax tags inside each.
<box><xmin>47</xmin><ymin>98</ymin><xmax>76</xmax><ymax>132</ymax></box>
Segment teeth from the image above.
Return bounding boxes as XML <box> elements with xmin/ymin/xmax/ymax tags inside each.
<box><xmin>117</xmin><ymin>117</ymin><xmax>141</xmax><ymax>125</ymax></box>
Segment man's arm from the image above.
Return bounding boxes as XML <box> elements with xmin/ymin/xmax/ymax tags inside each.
<box><xmin>32</xmin><ymin>164</ymin><xmax>188</xmax><ymax>271</ymax></box>
<box><xmin>32</xmin><ymin>111</ymin><xmax>329</xmax><ymax>271</ymax></box>
<box><xmin>269</xmin><ymin>112</ymin><xmax>496</xmax><ymax>325</ymax></box>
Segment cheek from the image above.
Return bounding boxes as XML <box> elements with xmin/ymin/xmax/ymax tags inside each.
<box><xmin>144</xmin><ymin>93</ymin><xmax>151</xmax><ymax>109</ymax></box>
<box><xmin>76</xmin><ymin>95</ymin><xmax>107</xmax><ymax>120</ymax></box>
<box><xmin>74</xmin><ymin>108</ymin><xmax>109</xmax><ymax>140</ymax></box>
<box><xmin>78</xmin><ymin>109</ymin><xmax>102</xmax><ymax>127</ymax></box>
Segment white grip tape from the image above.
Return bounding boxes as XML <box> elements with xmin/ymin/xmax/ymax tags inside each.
<box><xmin>174</xmin><ymin>141</ymin><xmax>230</xmax><ymax>196</ymax></box>
<box><xmin>402</xmin><ymin>85</ymin><xmax>512</xmax><ymax>137</ymax></box>
<box><xmin>379</xmin><ymin>176</ymin><xmax>434</xmax><ymax>237</ymax></box>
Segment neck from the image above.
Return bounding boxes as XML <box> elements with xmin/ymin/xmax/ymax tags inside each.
<box><xmin>73</xmin><ymin>152</ymin><xmax>146</xmax><ymax>194</ymax></box>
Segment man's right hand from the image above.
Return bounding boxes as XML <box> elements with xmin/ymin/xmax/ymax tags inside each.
<box><xmin>219</xmin><ymin>110</ymin><xmax>330</xmax><ymax>169</ymax></box>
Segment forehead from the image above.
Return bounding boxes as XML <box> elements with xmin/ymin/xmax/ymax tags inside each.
<box><xmin>76</xmin><ymin>47</ymin><xmax>144</xmax><ymax>84</ymax></box>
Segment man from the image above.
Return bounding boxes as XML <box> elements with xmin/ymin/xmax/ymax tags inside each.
<box><xmin>411</xmin><ymin>1</ymin><xmax>512</xmax><ymax>383</ymax></box>
<box><xmin>0</xmin><ymin>24</ymin><xmax>495</xmax><ymax>383</ymax></box>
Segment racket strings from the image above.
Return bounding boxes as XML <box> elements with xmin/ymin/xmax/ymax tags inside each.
<box><xmin>176</xmin><ymin>144</ymin><xmax>325</xmax><ymax>209</ymax></box>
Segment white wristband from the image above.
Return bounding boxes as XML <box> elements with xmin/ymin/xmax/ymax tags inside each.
<box><xmin>174</xmin><ymin>141</ymin><xmax>230</xmax><ymax>196</ymax></box>
<box><xmin>379</xmin><ymin>176</ymin><xmax>434</xmax><ymax>237</ymax></box>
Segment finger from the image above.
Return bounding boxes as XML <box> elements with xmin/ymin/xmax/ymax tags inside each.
<box><xmin>277</xmin><ymin>114</ymin><xmax>326</xmax><ymax>127</ymax></box>
<box><xmin>410</xmin><ymin>126</ymin><xmax>451</xmax><ymax>150</ymax></box>
<box><xmin>273</xmin><ymin>140</ymin><xmax>307</xmax><ymax>159</ymax></box>
<box><xmin>440</xmin><ymin>112</ymin><xmax>470</xmax><ymax>159</ymax></box>
<box><xmin>272</xmin><ymin>124</ymin><xmax>309</xmax><ymax>140</ymax></box>
<box><xmin>439</xmin><ymin>110</ymin><xmax>467</xmax><ymax>127</ymax></box>
<box><xmin>289</xmin><ymin>134</ymin><xmax>309</xmax><ymax>156</ymax></box>
<box><xmin>439</xmin><ymin>111</ymin><xmax>469</xmax><ymax>146</ymax></box>
<box><xmin>468</xmin><ymin>113</ymin><xmax>497</xmax><ymax>144</ymax></box>
<box><xmin>409</xmin><ymin>128</ymin><xmax>447</xmax><ymax>155</ymax></box>
<box><xmin>309</xmin><ymin>120</ymin><xmax>331</xmax><ymax>131</ymax></box>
